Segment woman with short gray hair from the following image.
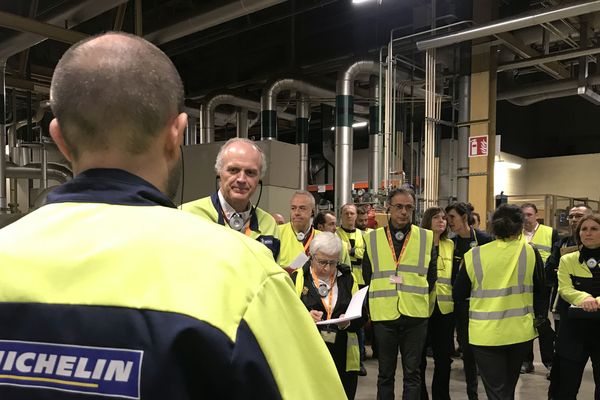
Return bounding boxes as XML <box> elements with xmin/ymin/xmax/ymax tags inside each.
<box><xmin>292</xmin><ymin>232</ymin><xmax>364</xmax><ymax>399</ymax></box>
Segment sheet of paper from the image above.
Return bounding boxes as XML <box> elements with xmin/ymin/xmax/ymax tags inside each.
<box><xmin>289</xmin><ymin>252</ymin><xmax>310</xmax><ymax>270</ymax></box>
<box><xmin>316</xmin><ymin>286</ymin><xmax>369</xmax><ymax>325</ymax></box>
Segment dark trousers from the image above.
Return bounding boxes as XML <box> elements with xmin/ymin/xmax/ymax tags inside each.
<box><xmin>340</xmin><ymin>371</ymin><xmax>358</xmax><ymax>400</ymax></box>
<box><xmin>557</xmin><ymin>355</ymin><xmax>600</xmax><ymax>400</ymax></box>
<box><xmin>523</xmin><ymin>326</ymin><xmax>555</xmax><ymax>367</ymax></box>
<box><xmin>456</xmin><ymin>302</ymin><xmax>479</xmax><ymax>400</ymax></box>
<box><xmin>420</xmin><ymin>304</ymin><xmax>455</xmax><ymax>400</ymax></box>
<box><xmin>374</xmin><ymin>316</ymin><xmax>428</xmax><ymax>400</ymax></box>
<box><xmin>472</xmin><ymin>340</ymin><xmax>530</xmax><ymax>400</ymax></box>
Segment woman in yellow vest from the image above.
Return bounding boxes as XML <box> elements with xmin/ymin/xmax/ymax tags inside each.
<box><xmin>292</xmin><ymin>232</ymin><xmax>364</xmax><ymax>400</ymax></box>
<box><xmin>419</xmin><ymin>207</ymin><xmax>455</xmax><ymax>400</ymax></box>
<box><xmin>555</xmin><ymin>213</ymin><xmax>600</xmax><ymax>399</ymax></box>
<box><xmin>453</xmin><ymin>204</ymin><xmax>547</xmax><ymax>400</ymax></box>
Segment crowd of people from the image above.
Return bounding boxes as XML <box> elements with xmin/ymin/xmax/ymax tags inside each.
<box><xmin>0</xmin><ymin>32</ymin><xmax>599</xmax><ymax>400</ymax></box>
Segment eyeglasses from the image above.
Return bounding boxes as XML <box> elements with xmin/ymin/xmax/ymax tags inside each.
<box><xmin>389</xmin><ymin>203</ymin><xmax>415</xmax><ymax>212</ymax></box>
<box><xmin>313</xmin><ymin>257</ymin><xmax>338</xmax><ymax>267</ymax></box>
<box><xmin>568</xmin><ymin>214</ymin><xmax>585</xmax><ymax>220</ymax></box>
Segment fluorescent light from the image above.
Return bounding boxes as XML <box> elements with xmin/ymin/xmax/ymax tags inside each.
<box><xmin>352</xmin><ymin>0</ymin><xmax>375</xmax><ymax>3</ymax></box>
<box><xmin>330</xmin><ymin>127</ymin><xmax>335</xmax><ymax>131</ymax></box>
<box><xmin>496</xmin><ymin>160</ymin><xmax>521</xmax><ymax>170</ymax></box>
<box><xmin>353</xmin><ymin>121</ymin><xmax>368</xmax><ymax>128</ymax></box>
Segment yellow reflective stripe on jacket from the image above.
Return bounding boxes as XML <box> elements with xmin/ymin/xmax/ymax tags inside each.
<box><xmin>530</xmin><ymin>224</ymin><xmax>553</xmax><ymax>263</ymax></box>
<box><xmin>430</xmin><ymin>238</ymin><xmax>454</xmax><ymax>315</ymax></box>
<box><xmin>464</xmin><ymin>238</ymin><xmax>537</xmax><ymax>346</ymax></box>
<box><xmin>365</xmin><ymin>225</ymin><xmax>433</xmax><ymax>320</ymax></box>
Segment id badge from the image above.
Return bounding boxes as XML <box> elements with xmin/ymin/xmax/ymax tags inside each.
<box><xmin>321</xmin><ymin>330</ymin><xmax>337</xmax><ymax>343</ymax></box>
<box><xmin>389</xmin><ymin>275</ymin><xmax>403</xmax><ymax>284</ymax></box>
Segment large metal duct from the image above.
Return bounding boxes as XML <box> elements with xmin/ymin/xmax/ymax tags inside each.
<box><xmin>417</xmin><ymin>0</ymin><xmax>600</xmax><ymax>51</ymax></box>
<box><xmin>0</xmin><ymin>0</ymin><xmax>128</xmax><ymax>59</ymax></box>
<box><xmin>202</xmin><ymin>94</ymin><xmax>295</xmax><ymax>143</ymax></box>
<box><xmin>260</xmin><ymin>78</ymin><xmax>369</xmax><ymax>140</ymax></box>
<box><xmin>497</xmin><ymin>74</ymin><xmax>600</xmax><ymax>105</ymax></box>
<box><xmin>336</xmin><ymin>61</ymin><xmax>380</xmax><ymax>213</ymax></box>
<box><xmin>296</xmin><ymin>93</ymin><xmax>309</xmax><ymax>190</ymax></box>
<box><xmin>145</xmin><ymin>0</ymin><xmax>287</xmax><ymax>45</ymax></box>
<box><xmin>457</xmin><ymin>76</ymin><xmax>470</xmax><ymax>202</ymax></box>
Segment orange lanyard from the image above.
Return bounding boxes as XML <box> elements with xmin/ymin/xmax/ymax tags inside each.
<box><xmin>302</xmin><ymin>229</ymin><xmax>315</xmax><ymax>255</ymax></box>
<box><xmin>386</xmin><ymin>227</ymin><xmax>411</xmax><ymax>266</ymax></box>
<box><xmin>310</xmin><ymin>267</ymin><xmax>335</xmax><ymax>320</ymax></box>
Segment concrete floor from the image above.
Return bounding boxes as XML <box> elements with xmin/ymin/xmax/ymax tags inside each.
<box><xmin>355</xmin><ymin>345</ymin><xmax>594</xmax><ymax>399</ymax></box>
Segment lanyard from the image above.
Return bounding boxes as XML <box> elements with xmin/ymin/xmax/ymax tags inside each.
<box><xmin>310</xmin><ymin>267</ymin><xmax>335</xmax><ymax>320</ymax></box>
<box><xmin>302</xmin><ymin>229</ymin><xmax>315</xmax><ymax>255</ymax></box>
<box><xmin>386</xmin><ymin>227</ymin><xmax>411</xmax><ymax>266</ymax></box>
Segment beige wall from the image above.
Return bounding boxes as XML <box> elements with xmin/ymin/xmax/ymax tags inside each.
<box><xmin>525</xmin><ymin>154</ymin><xmax>600</xmax><ymax>200</ymax></box>
<box><xmin>494</xmin><ymin>152</ymin><xmax>600</xmax><ymax>201</ymax></box>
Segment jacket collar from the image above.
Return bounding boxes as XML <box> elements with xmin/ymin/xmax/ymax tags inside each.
<box><xmin>210</xmin><ymin>192</ymin><xmax>260</xmax><ymax>231</ymax></box>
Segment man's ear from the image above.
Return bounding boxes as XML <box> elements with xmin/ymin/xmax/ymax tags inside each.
<box><xmin>49</xmin><ymin>118</ymin><xmax>73</xmax><ymax>162</ymax></box>
<box><xmin>165</xmin><ymin>112</ymin><xmax>187</xmax><ymax>157</ymax></box>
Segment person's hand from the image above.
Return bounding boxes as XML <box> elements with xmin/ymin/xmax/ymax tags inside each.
<box><xmin>337</xmin><ymin>313</ymin><xmax>350</xmax><ymax>330</ymax></box>
<box><xmin>309</xmin><ymin>310</ymin><xmax>324</xmax><ymax>323</ymax></box>
<box><xmin>579</xmin><ymin>296</ymin><xmax>599</xmax><ymax>312</ymax></box>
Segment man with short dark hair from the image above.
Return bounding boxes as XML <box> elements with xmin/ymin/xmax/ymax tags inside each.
<box><xmin>314</xmin><ymin>210</ymin><xmax>337</xmax><ymax>233</ymax></box>
<box><xmin>183</xmin><ymin>137</ymin><xmax>280</xmax><ymax>260</ymax></box>
<box><xmin>356</xmin><ymin>206</ymin><xmax>372</xmax><ymax>233</ymax></box>
<box><xmin>362</xmin><ymin>188</ymin><xmax>437</xmax><ymax>400</ymax></box>
<box><xmin>0</xmin><ymin>32</ymin><xmax>345</xmax><ymax>399</ymax></box>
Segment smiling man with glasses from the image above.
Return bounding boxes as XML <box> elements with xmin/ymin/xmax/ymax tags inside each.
<box><xmin>362</xmin><ymin>187</ymin><xmax>437</xmax><ymax>400</ymax></box>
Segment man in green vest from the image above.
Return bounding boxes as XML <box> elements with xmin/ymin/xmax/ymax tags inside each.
<box><xmin>356</xmin><ymin>206</ymin><xmax>373</xmax><ymax>234</ymax></box>
<box><xmin>183</xmin><ymin>138</ymin><xmax>280</xmax><ymax>260</ymax></box>
<box><xmin>521</xmin><ymin>203</ymin><xmax>558</xmax><ymax>374</ymax></box>
<box><xmin>362</xmin><ymin>187</ymin><xmax>437</xmax><ymax>400</ymax></box>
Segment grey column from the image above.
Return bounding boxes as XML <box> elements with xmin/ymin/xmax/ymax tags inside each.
<box><xmin>457</xmin><ymin>75</ymin><xmax>470</xmax><ymax>202</ymax></box>
<box><xmin>236</xmin><ymin>107</ymin><xmax>248</xmax><ymax>138</ymax></box>
<box><xmin>369</xmin><ymin>77</ymin><xmax>381</xmax><ymax>193</ymax></box>
<box><xmin>0</xmin><ymin>60</ymin><xmax>7</xmax><ymax>212</ymax></box>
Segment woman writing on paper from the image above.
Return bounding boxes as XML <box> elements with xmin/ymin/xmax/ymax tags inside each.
<box><xmin>292</xmin><ymin>232</ymin><xmax>365</xmax><ymax>399</ymax></box>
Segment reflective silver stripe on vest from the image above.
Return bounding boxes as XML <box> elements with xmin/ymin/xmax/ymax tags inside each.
<box><xmin>469</xmin><ymin>306</ymin><xmax>534</xmax><ymax>320</ymax></box>
<box><xmin>418</xmin><ymin>228</ymin><xmax>427</xmax><ymax>269</ymax></box>
<box><xmin>436</xmin><ymin>295</ymin><xmax>453</xmax><ymax>302</ymax></box>
<box><xmin>471</xmin><ymin>244</ymin><xmax>528</xmax><ymax>298</ymax></box>
<box><xmin>370</xmin><ymin>232</ymin><xmax>380</xmax><ymax>274</ymax></box>
<box><xmin>397</xmin><ymin>265</ymin><xmax>428</xmax><ymax>275</ymax></box>
<box><xmin>372</xmin><ymin>270</ymin><xmax>396</xmax><ymax>279</ymax></box>
<box><xmin>370</xmin><ymin>290</ymin><xmax>399</xmax><ymax>298</ymax></box>
<box><xmin>347</xmin><ymin>335</ymin><xmax>359</xmax><ymax>346</ymax></box>
<box><xmin>471</xmin><ymin>285</ymin><xmax>533</xmax><ymax>298</ymax></box>
<box><xmin>437</xmin><ymin>277</ymin><xmax>452</xmax><ymax>285</ymax></box>
<box><xmin>398</xmin><ymin>285</ymin><xmax>429</xmax><ymax>295</ymax></box>
<box><xmin>534</xmin><ymin>244</ymin><xmax>551</xmax><ymax>252</ymax></box>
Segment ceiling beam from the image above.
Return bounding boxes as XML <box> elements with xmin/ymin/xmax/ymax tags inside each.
<box><xmin>0</xmin><ymin>10</ymin><xmax>87</xmax><ymax>46</ymax></box>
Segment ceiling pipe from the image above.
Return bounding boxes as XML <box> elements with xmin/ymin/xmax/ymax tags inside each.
<box><xmin>0</xmin><ymin>0</ymin><xmax>128</xmax><ymax>59</ymax></box>
<box><xmin>202</xmin><ymin>93</ymin><xmax>295</xmax><ymax>143</ymax></box>
<box><xmin>145</xmin><ymin>0</ymin><xmax>287</xmax><ymax>45</ymax></box>
<box><xmin>335</xmin><ymin>60</ymin><xmax>380</xmax><ymax>214</ymax></box>
<box><xmin>498</xmin><ymin>45</ymin><xmax>600</xmax><ymax>72</ymax></box>
<box><xmin>417</xmin><ymin>0</ymin><xmax>600</xmax><ymax>51</ymax></box>
<box><xmin>260</xmin><ymin>78</ymin><xmax>370</xmax><ymax>140</ymax></box>
<box><xmin>5</xmin><ymin>162</ymin><xmax>72</xmax><ymax>183</ymax></box>
<box><xmin>506</xmin><ymin>89</ymin><xmax>577</xmax><ymax>106</ymax></box>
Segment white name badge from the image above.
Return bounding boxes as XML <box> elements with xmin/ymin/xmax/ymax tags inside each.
<box><xmin>321</xmin><ymin>331</ymin><xmax>337</xmax><ymax>343</ymax></box>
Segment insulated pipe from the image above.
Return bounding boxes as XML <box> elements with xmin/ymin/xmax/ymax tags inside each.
<box><xmin>260</xmin><ymin>78</ymin><xmax>370</xmax><ymax>140</ymax></box>
<box><xmin>198</xmin><ymin>104</ymin><xmax>205</xmax><ymax>144</ymax></box>
<box><xmin>0</xmin><ymin>60</ymin><xmax>6</xmax><ymax>212</ymax></box>
<box><xmin>205</xmin><ymin>94</ymin><xmax>295</xmax><ymax>143</ymax></box>
<box><xmin>368</xmin><ymin>77</ymin><xmax>381</xmax><ymax>194</ymax></box>
<box><xmin>457</xmin><ymin>75</ymin><xmax>470</xmax><ymax>202</ymax></box>
<box><xmin>41</xmin><ymin>145</ymin><xmax>48</xmax><ymax>189</ymax></box>
<box><xmin>335</xmin><ymin>61</ymin><xmax>380</xmax><ymax>214</ymax></box>
<box><xmin>417</xmin><ymin>0</ymin><xmax>600</xmax><ymax>51</ymax></box>
<box><xmin>5</xmin><ymin>164</ymin><xmax>71</xmax><ymax>183</ymax></box>
<box><xmin>296</xmin><ymin>93</ymin><xmax>310</xmax><ymax>190</ymax></box>
<box><xmin>384</xmin><ymin>48</ymin><xmax>393</xmax><ymax>192</ymax></box>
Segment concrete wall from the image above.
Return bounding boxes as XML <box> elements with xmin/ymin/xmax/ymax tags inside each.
<box><xmin>494</xmin><ymin>152</ymin><xmax>528</xmax><ymax>196</ymax></box>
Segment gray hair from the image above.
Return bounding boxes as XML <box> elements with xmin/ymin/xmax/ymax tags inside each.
<box><xmin>309</xmin><ymin>232</ymin><xmax>342</xmax><ymax>257</ymax></box>
<box><xmin>291</xmin><ymin>190</ymin><xmax>315</xmax><ymax>210</ymax></box>
<box><xmin>214</xmin><ymin>138</ymin><xmax>267</xmax><ymax>178</ymax></box>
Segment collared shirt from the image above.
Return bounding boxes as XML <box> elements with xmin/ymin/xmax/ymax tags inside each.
<box><xmin>217</xmin><ymin>190</ymin><xmax>251</xmax><ymax>230</ymax></box>
<box><xmin>524</xmin><ymin>223</ymin><xmax>539</xmax><ymax>243</ymax></box>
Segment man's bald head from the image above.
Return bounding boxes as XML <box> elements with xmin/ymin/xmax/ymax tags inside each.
<box><xmin>50</xmin><ymin>32</ymin><xmax>184</xmax><ymax>160</ymax></box>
